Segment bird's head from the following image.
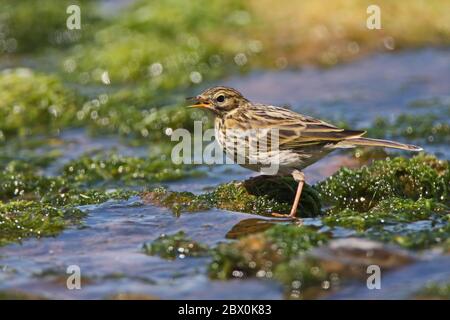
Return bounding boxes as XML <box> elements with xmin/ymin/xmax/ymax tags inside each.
<box><xmin>187</xmin><ymin>86</ymin><xmax>248</xmax><ymax>117</ymax></box>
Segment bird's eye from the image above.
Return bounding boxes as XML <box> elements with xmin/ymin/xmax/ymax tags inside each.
<box><xmin>216</xmin><ymin>95</ymin><xmax>225</xmax><ymax>103</ymax></box>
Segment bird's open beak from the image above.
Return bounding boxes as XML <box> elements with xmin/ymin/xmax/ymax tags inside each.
<box><xmin>186</xmin><ymin>96</ymin><xmax>212</xmax><ymax>109</ymax></box>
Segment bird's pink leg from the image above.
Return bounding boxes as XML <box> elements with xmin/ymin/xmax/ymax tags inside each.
<box><xmin>271</xmin><ymin>170</ymin><xmax>305</xmax><ymax>220</ymax></box>
<box><xmin>288</xmin><ymin>171</ymin><xmax>305</xmax><ymax>218</ymax></box>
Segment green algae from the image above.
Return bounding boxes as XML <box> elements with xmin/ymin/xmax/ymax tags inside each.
<box><xmin>208</xmin><ymin>225</ymin><xmax>329</xmax><ymax>280</ymax></box>
<box><xmin>367</xmin><ymin>114</ymin><xmax>450</xmax><ymax>145</ymax></box>
<box><xmin>58</xmin><ymin>0</ymin><xmax>244</xmax><ymax>141</ymax></box>
<box><xmin>66</xmin><ymin>0</ymin><xmax>248</xmax><ymax>84</ymax></box>
<box><xmin>206</xmin><ymin>225</ymin><xmax>348</xmax><ymax>298</ymax></box>
<box><xmin>0</xmin><ymin>69</ymin><xmax>80</xmax><ymax>138</ymax></box>
<box><xmin>143</xmin><ymin>187</ymin><xmax>210</xmax><ymax>215</ymax></box>
<box><xmin>143</xmin><ymin>178</ymin><xmax>321</xmax><ymax>217</ymax></box>
<box><xmin>323</xmin><ymin>198</ymin><xmax>449</xmax><ymax>231</ymax></box>
<box><xmin>82</xmin><ymin>93</ymin><xmax>208</xmax><ymax>141</ymax></box>
<box><xmin>366</xmin><ymin>219</ymin><xmax>450</xmax><ymax>250</ymax></box>
<box><xmin>0</xmin><ymin>151</ymin><xmax>61</xmax><ymax>172</ymax></box>
<box><xmin>143</xmin><ymin>231</ymin><xmax>209</xmax><ymax>260</ymax></box>
<box><xmin>0</xmin><ymin>0</ymin><xmax>100</xmax><ymax>54</ymax></box>
<box><xmin>0</xmin><ymin>163</ymin><xmax>139</xmax><ymax>206</ymax></box>
<box><xmin>264</xmin><ymin>224</ymin><xmax>329</xmax><ymax>258</ymax></box>
<box><xmin>414</xmin><ymin>282</ymin><xmax>450</xmax><ymax>299</ymax></box>
<box><xmin>317</xmin><ymin>154</ymin><xmax>449</xmax><ymax>212</ymax></box>
<box><xmin>41</xmin><ymin>189</ymin><xmax>139</xmax><ymax>208</ymax></box>
<box><xmin>273</xmin><ymin>258</ymin><xmax>335</xmax><ymax>299</ymax></box>
<box><xmin>62</xmin><ymin>152</ymin><xmax>202</xmax><ymax>187</ymax></box>
<box><xmin>205</xmin><ymin>182</ymin><xmax>292</xmax><ymax>216</ymax></box>
<box><xmin>0</xmin><ymin>168</ymin><xmax>64</xmax><ymax>202</ymax></box>
<box><xmin>0</xmin><ymin>200</ymin><xmax>85</xmax><ymax>246</ymax></box>
<box><xmin>317</xmin><ymin>154</ymin><xmax>450</xmax><ymax>251</ymax></box>
<box><xmin>0</xmin><ymin>189</ymin><xmax>138</xmax><ymax>246</ymax></box>
<box><xmin>0</xmin><ymin>161</ymin><xmax>139</xmax><ymax>246</ymax></box>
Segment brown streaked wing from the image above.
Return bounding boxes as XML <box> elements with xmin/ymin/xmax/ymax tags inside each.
<box><xmin>238</xmin><ymin>104</ymin><xmax>366</xmax><ymax>149</ymax></box>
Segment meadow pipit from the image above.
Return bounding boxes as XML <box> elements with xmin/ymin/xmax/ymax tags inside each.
<box><xmin>188</xmin><ymin>86</ymin><xmax>422</xmax><ymax>219</ymax></box>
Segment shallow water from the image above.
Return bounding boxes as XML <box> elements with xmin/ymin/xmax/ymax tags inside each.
<box><xmin>1</xmin><ymin>48</ymin><xmax>449</xmax><ymax>299</ymax></box>
<box><xmin>0</xmin><ymin>198</ymin><xmax>283</xmax><ymax>299</ymax></box>
<box><xmin>226</xmin><ymin>48</ymin><xmax>449</xmax><ymax>123</ymax></box>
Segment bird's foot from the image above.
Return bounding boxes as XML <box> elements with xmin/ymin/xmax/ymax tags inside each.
<box><xmin>270</xmin><ymin>212</ymin><xmax>303</xmax><ymax>224</ymax></box>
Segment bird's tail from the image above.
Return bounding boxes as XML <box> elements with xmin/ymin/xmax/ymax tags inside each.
<box><xmin>335</xmin><ymin>137</ymin><xmax>422</xmax><ymax>151</ymax></box>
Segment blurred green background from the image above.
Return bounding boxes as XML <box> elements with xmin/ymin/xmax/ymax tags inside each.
<box><xmin>0</xmin><ymin>0</ymin><xmax>449</xmax><ymax>142</ymax></box>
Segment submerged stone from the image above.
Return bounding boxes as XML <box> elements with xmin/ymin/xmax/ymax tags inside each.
<box><xmin>310</xmin><ymin>238</ymin><xmax>415</xmax><ymax>270</ymax></box>
<box><xmin>143</xmin><ymin>231</ymin><xmax>209</xmax><ymax>260</ymax></box>
<box><xmin>208</xmin><ymin>224</ymin><xmax>329</xmax><ymax>280</ymax></box>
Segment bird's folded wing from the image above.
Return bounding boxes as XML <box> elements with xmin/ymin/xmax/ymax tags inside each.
<box><xmin>243</xmin><ymin>105</ymin><xmax>366</xmax><ymax>148</ymax></box>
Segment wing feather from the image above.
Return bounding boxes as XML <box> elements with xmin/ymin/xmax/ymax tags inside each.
<box><xmin>226</xmin><ymin>104</ymin><xmax>366</xmax><ymax>150</ymax></box>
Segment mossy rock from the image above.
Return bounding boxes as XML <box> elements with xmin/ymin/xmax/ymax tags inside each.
<box><xmin>143</xmin><ymin>187</ymin><xmax>210</xmax><ymax>215</ymax></box>
<box><xmin>241</xmin><ymin>175</ymin><xmax>322</xmax><ymax>216</ymax></box>
<box><xmin>317</xmin><ymin>154</ymin><xmax>449</xmax><ymax>212</ymax></box>
<box><xmin>0</xmin><ymin>200</ymin><xmax>85</xmax><ymax>246</ymax></box>
<box><xmin>143</xmin><ymin>176</ymin><xmax>322</xmax><ymax>217</ymax></box>
<box><xmin>323</xmin><ymin>198</ymin><xmax>449</xmax><ymax>231</ymax></box>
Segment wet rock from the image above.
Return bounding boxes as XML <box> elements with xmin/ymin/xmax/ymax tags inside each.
<box><xmin>208</xmin><ymin>224</ymin><xmax>329</xmax><ymax>280</ymax></box>
<box><xmin>142</xmin><ymin>188</ymin><xmax>210</xmax><ymax>215</ymax></box>
<box><xmin>242</xmin><ymin>176</ymin><xmax>321</xmax><ymax>217</ymax></box>
<box><xmin>225</xmin><ymin>218</ymin><xmax>282</xmax><ymax>239</ymax></box>
<box><xmin>310</xmin><ymin>238</ymin><xmax>416</xmax><ymax>273</ymax></box>
<box><xmin>273</xmin><ymin>238</ymin><xmax>416</xmax><ymax>299</ymax></box>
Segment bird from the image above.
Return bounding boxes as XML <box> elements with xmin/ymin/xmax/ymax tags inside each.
<box><xmin>188</xmin><ymin>86</ymin><xmax>422</xmax><ymax>219</ymax></box>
